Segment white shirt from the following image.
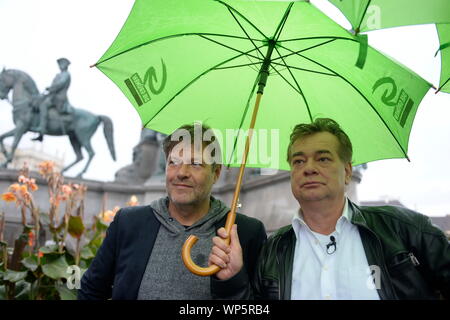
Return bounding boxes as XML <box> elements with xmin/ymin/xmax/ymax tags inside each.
<box><xmin>291</xmin><ymin>199</ymin><xmax>380</xmax><ymax>300</ymax></box>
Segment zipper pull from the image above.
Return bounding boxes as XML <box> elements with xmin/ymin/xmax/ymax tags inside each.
<box><xmin>408</xmin><ymin>252</ymin><xmax>420</xmax><ymax>266</ymax></box>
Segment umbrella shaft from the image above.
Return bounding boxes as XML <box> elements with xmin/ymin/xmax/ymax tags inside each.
<box><xmin>226</xmin><ymin>92</ymin><xmax>263</xmax><ymax>232</ymax></box>
<box><xmin>257</xmin><ymin>39</ymin><xmax>276</xmax><ymax>94</ymax></box>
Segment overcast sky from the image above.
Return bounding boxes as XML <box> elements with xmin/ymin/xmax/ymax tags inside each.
<box><xmin>0</xmin><ymin>0</ymin><xmax>449</xmax><ymax>216</ymax></box>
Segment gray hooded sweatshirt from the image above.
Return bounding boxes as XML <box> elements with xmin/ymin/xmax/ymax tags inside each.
<box><xmin>137</xmin><ymin>196</ymin><xmax>229</xmax><ymax>300</ymax></box>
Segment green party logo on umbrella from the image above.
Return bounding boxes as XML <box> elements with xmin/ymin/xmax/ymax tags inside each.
<box><xmin>124</xmin><ymin>58</ymin><xmax>167</xmax><ymax>106</ymax></box>
<box><xmin>372</xmin><ymin>77</ymin><xmax>414</xmax><ymax>128</ymax></box>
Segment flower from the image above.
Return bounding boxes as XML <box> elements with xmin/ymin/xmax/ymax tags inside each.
<box><xmin>9</xmin><ymin>183</ymin><xmax>20</xmax><ymax>192</ymax></box>
<box><xmin>38</xmin><ymin>161</ymin><xmax>55</xmax><ymax>176</ymax></box>
<box><xmin>127</xmin><ymin>195</ymin><xmax>139</xmax><ymax>207</ymax></box>
<box><xmin>1</xmin><ymin>192</ymin><xmax>17</xmax><ymax>203</ymax></box>
<box><xmin>27</xmin><ymin>178</ymin><xmax>38</xmax><ymax>192</ymax></box>
<box><xmin>62</xmin><ymin>184</ymin><xmax>72</xmax><ymax>195</ymax></box>
<box><xmin>18</xmin><ymin>185</ymin><xmax>28</xmax><ymax>196</ymax></box>
<box><xmin>28</xmin><ymin>231</ymin><xmax>35</xmax><ymax>247</ymax></box>
<box><xmin>38</xmin><ymin>251</ymin><xmax>44</xmax><ymax>258</ymax></box>
<box><xmin>102</xmin><ymin>210</ymin><xmax>115</xmax><ymax>223</ymax></box>
<box><xmin>100</xmin><ymin>206</ymin><xmax>120</xmax><ymax>224</ymax></box>
<box><xmin>29</xmin><ymin>182</ymin><xmax>38</xmax><ymax>192</ymax></box>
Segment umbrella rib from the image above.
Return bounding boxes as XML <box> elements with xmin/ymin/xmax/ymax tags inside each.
<box><xmin>273</xmin><ymin>2</ymin><xmax>294</xmax><ymax>41</ymax></box>
<box><xmin>270</xmin><ymin>62</ymin><xmax>337</xmax><ymax>77</ymax></box>
<box><xmin>198</xmin><ymin>35</ymin><xmax>263</xmax><ymax>72</ymax></box>
<box><xmin>268</xmin><ymin>64</ymin><xmax>302</xmax><ymax>96</ymax></box>
<box><xmin>437</xmin><ymin>78</ymin><xmax>450</xmax><ymax>93</ymax></box>
<box><xmin>356</xmin><ymin>0</ymin><xmax>373</xmax><ymax>33</ymax></box>
<box><xmin>142</xmin><ymin>45</ymin><xmax>265</xmax><ymax>129</ymax></box>
<box><xmin>281</xmin><ymin>36</ymin><xmax>356</xmax><ymax>43</ymax></box>
<box><xmin>215</xmin><ymin>0</ymin><xmax>268</xmax><ymax>40</ymax></box>
<box><xmin>224</xmin><ymin>6</ymin><xmax>265</xmax><ymax>59</ymax></box>
<box><xmin>272</xmin><ymin>39</ymin><xmax>338</xmax><ymax>62</ymax></box>
<box><xmin>94</xmin><ymin>33</ymin><xmax>262</xmax><ymax>66</ymax></box>
<box><xmin>213</xmin><ymin>62</ymin><xmax>263</xmax><ymax>71</ymax></box>
<box><xmin>273</xmin><ymin>46</ymin><xmax>313</xmax><ymax>122</ymax></box>
<box><xmin>278</xmin><ymin>43</ymin><xmax>410</xmax><ymax>159</ymax></box>
<box><xmin>198</xmin><ymin>35</ymin><xmax>263</xmax><ymax>62</ymax></box>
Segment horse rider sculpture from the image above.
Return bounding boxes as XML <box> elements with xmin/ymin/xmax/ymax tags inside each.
<box><xmin>33</xmin><ymin>57</ymin><xmax>72</xmax><ymax>141</ymax></box>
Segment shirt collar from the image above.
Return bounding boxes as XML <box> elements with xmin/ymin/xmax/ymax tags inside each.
<box><xmin>292</xmin><ymin>198</ymin><xmax>352</xmax><ymax>238</ymax></box>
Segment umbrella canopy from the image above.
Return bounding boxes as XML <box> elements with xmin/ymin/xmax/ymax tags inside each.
<box><xmin>328</xmin><ymin>0</ymin><xmax>450</xmax><ymax>33</ymax></box>
<box><xmin>327</xmin><ymin>0</ymin><xmax>450</xmax><ymax>93</ymax></box>
<box><xmin>437</xmin><ymin>24</ymin><xmax>450</xmax><ymax>93</ymax></box>
<box><xmin>95</xmin><ymin>0</ymin><xmax>430</xmax><ymax>171</ymax></box>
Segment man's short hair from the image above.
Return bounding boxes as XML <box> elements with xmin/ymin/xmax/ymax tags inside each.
<box><xmin>287</xmin><ymin>118</ymin><xmax>353</xmax><ymax>164</ymax></box>
<box><xmin>162</xmin><ymin>123</ymin><xmax>221</xmax><ymax>169</ymax></box>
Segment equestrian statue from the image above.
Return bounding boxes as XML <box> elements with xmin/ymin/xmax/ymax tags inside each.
<box><xmin>0</xmin><ymin>59</ymin><xmax>116</xmax><ymax>178</ymax></box>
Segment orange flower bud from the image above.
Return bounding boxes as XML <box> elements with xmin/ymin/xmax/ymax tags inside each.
<box><xmin>1</xmin><ymin>192</ymin><xmax>17</xmax><ymax>203</ymax></box>
<box><xmin>28</xmin><ymin>231</ymin><xmax>35</xmax><ymax>247</ymax></box>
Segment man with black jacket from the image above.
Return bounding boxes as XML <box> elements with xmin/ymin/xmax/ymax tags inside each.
<box><xmin>210</xmin><ymin>118</ymin><xmax>450</xmax><ymax>299</ymax></box>
<box><xmin>78</xmin><ymin>123</ymin><xmax>266</xmax><ymax>300</ymax></box>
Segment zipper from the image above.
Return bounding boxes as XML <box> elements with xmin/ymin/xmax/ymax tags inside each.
<box><xmin>275</xmin><ymin>236</ymin><xmax>282</xmax><ymax>300</ymax></box>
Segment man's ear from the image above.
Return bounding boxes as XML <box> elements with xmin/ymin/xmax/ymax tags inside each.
<box><xmin>213</xmin><ymin>164</ymin><xmax>222</xmax><ymax>184</ymax></box>
<box><xmin>344</xmin><ymin>162</ymin><xmax>352</xmax><ymax>185</ymax></box>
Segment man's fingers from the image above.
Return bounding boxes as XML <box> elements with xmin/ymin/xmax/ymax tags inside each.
<box><xmin>208</xmin><ymin>252</ymin><xmax>228</xmax><ymax>269</ymax></box>
<box><xmin>217</xmin><ymin>227</ymin><xmax>228</xmax><ymax>239</ymax></box>
<box><xmin>211</xmin><ymin>245</ymin><xmax>230</xmax><ymax>264</ymax></box>
<box><xmin>212</xmin><ymin>236</ymin><xmax>231</xmax><ymax>253</ymax></box>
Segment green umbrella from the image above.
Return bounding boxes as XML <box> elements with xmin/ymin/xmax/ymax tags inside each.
<box><xmin>327</xmin><ymin>0</ymin><xmax>450</xmax><ymax>92</ymax></box>
<box><xmin>93</xmin><ymin>0</ymin><xmax>431</xmax><ymax>275</ymax></box>
<box><xmin>436</xmin><ymin>24</ymin><xmax>450</xmax><ymax>93</ymax></box>
<box><xmin>327</xmin><ymin>0</ymin><xmax>450</xmax><ymax>33</ymax></box>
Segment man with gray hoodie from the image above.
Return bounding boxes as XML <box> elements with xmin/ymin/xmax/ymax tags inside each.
<box><xmin>78</xmin><ymin>123</ymin><xmax>266</xmax><ymax>300</ymax></box>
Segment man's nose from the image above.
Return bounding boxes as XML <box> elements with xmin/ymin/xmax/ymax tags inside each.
<box><xmin>302</xmin><ymin>159</ymin><xmax>318</xmax><ymax>175</ymax></box>
<box><xmin>177</xmin><ymin>164</ymin><xmax>191</xmax><ymax>179</ymax></box>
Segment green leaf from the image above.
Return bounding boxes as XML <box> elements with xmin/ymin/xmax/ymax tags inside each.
<box><xmin>4</xmin><ymin>270</ymin><xmax>28</xmax><ymax>283</ymax></box>
<box><xmin>68</xmin><ymin>215</ymin><xmax>85</xmax><ymax>239</ymax></box>
<box><xmin>42</xmin><ymin>256</ymin><xmax>70</xmax><ymax>280</ymax></box>
<box><xmin>55</xmin><ymin>281</ymin><xmax>77</xmax><ymax>300</ymax></box>
<box><xmin>14</xmin><ymin>280</ymin><xmax>31</xmax><ymax>300</ymax></box>
<box><xmin>39</xmin><ymin>244</ymin><xmax>59</xmax><ymax>254</ymax></box>
<box><xmin>80</xmin><ymin>246</ymin><xmax>94</xmax><ymax>260</ymax></box>
<box><xmin>22</xmin><ymin>256</ymin><xmax>39</xmax><ymax>272</ymax></box>
<box><xmin>95</xmin><ymin>218</ymin><xmax>108</xmax><ymax>232</ymax></box>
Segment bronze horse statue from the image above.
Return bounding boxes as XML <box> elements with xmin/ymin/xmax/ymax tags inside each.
<box><xmin>0</xmin><ymin>68</ymin><xmax>116</xmax><ymax>177</ymax></box>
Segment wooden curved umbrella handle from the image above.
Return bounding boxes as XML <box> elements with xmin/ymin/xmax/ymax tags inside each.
<box><xmin>181</xmin><ymin>211</ymin><xmax>235</xmax><ymax>276</ymax></box>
